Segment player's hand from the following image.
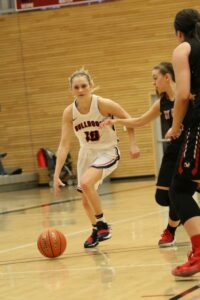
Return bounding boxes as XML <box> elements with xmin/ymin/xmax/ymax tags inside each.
<box><xmin>100</xmin><ymin>118</ymin><xmax>116</xmax><ymax>128</ymax></box>
<box><xmin>165</xmin><ymin>125</ymin><xmax>183</xmax><ymax>140</ymax></box>
<box><xmin>129</xmin><ymin>143</ymin><xmax>140</xmax><ymax>159</ymax></box>
<box><xmin>53</xmin><ymin>176</ymin><xmax>65</xmax><ymax>199</ymax></box>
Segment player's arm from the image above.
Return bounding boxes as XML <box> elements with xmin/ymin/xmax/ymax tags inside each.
<box><xmin>123</xmin><ymin>100</ymin><xmax>160</xmax><ymax>127</ymax></box>
<box><xmin>166</xmin><ymin>42</ymin><xmax>191</xmax><ymax>139</ymax></box>
<box><xmin>54</xmin><ymin>105</ymin><xmax>73</xmax><ymax>198</ymax></box>
<box><xmin>100</xmin><ymin>99</ymin><xmax>160</xmax><ymax>128</ymax></box>
<box><xmin>98</xmin><ymin>98</ymin><xmax>140</xmax><ymax>158</ymax></box>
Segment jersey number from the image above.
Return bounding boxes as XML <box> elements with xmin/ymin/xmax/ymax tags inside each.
<box><xmin>84</xmin><ymin>130</ymin><xmax>100</xmax><ymax>142</ymax></box>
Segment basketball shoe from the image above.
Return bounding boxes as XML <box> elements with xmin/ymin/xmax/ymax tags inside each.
<box><xmin>97</xmin><ymin>221</ymin><xmax>112</xmax><ymax>241</ymax></box>
<box><xmin>158</xmin><ymin>228</ymin><xmax>175</xmax><ymax>247</ymax></box>
<box><xmin>172</xmin><ymin>250</ymin><xmax>200</xmax><ymax>277</ymax></box>
<box><xmin>84</xmin><ymin>229</ymin><xmax>99</xmax><ymax>248</ymax></box>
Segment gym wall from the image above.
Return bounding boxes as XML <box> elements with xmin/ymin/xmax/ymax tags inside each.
<box><xmin>0</xmin><ymin>0</ymin><xmax>199</xmax><ymax>178</ymax></box>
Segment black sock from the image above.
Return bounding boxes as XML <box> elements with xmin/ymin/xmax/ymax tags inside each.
<box><xmin>167</xmin><ymin>224</ymin><xmax>178</xmax><ymax>236</ymax></box>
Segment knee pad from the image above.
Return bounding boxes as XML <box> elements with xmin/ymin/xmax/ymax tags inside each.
<box><xmin>169</xmin><ymin>176</ymin><xmax>197</xmax><ymax>212</ymax></box>
<box><xmin>170</xmin><ymin>175</ymin><xmax>197</xmax><ymax>195</ymax></box>
<box><xmin>155</xmin><ymin>189</ymin><xmax>169</xmax><ymax>207</ymax></box>
<box><xmin>169</xmin><ymin>176</ymin><xmax>199</xmax><ymax>224</ymax></box>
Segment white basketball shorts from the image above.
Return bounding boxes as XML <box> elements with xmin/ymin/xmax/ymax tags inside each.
<box><xmin>77</xmin><ymin>146</ymin><xmax>120</xmax><ymax>192</ymax></box>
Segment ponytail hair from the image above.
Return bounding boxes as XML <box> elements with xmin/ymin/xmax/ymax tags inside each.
<box><xmin>174</xmin><ymin>8</ymin><xmax>200</xmax><ymax>41</ymax></box>
<box><xmin>153</xmin><ymin>62</ymin><xmax>175</xmax><ymax>82</ymax></box>
<box><xmin>195</xmin><ymin>21</ymin><xmax>200</xmax><ymax>41</ymax></box>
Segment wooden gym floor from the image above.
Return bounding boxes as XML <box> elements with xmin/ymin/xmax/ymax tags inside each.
<box><xmin>0</xmin><ymin>179</ymin><xmax>199</xmax><ymax>300</ymax></box>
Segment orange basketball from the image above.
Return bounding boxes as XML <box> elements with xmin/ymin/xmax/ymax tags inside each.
<box><xmin>37</xmin><ymin>229</ymin><xmax>67</xmax><ymax>258</ymax></box>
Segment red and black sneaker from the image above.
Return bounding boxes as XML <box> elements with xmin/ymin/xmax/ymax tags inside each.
<box><xmin>84</xmin><ymin>229</ymin><xmax>99</xmax><ymax>248</ymax></box>
<box><xmin>158</xmin><ymin>229</ymin><xmax>175</xmax><ymax>248</ymax></box>
<box><xmin>97</xmin><ymin>221</ymin><xmax>112</xmax><ymax>242</ymax></box>
<box><xmin>172</xmin><ymin>250</ymin><xmax>200</xmax><ymax>277</ymax></box>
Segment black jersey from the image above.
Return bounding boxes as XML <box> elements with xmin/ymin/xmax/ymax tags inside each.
<box><xmin>157</xmin><ymin>95</ymin><xmax>192</xmax><ymax>186</ymax></box>
<box><xmin>186</xmin><ymin>38</ymin><xmax>200</xmax><ymax>109</ymax></box>
<box><xmin>175</xmin><ymin>38</ymin><xmax>200</xmax><ymax>180</ymax></box>
<box><xmin>160</xmin><ymin>94</ymin><xmax>174</xmax><ymax>136</ymax></box>
<box><xmin>160</xmin><ymin>94</ymin><xmax>192</xmax><ymax>136</ymax></box>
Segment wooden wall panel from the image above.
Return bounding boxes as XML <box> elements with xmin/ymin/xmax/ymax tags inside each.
<box><xmin>0</xmin><ymin>15</ymin><xmax>35</xmax><ymax>172</ymax></box>
<box><xmin>1</xmin><ymin>0</ymin><xmax>200</xmax><ymax>177</ymax></box>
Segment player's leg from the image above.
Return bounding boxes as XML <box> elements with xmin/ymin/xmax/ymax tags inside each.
<box><xmin>169</xmin><ymin>175</ymin><xmax>200</xmax><ymax>276</ymax></box>
<box><xmin>80</xmin><ymin>192</ymin><xmax>99</xmax><ymax>248</ymax></box>
<box><xmin>156</xmin><ymin>151</ymin><xmax>181</xmax><ymax>247</ymax></box>
<box><xmin>169</xmin><ymin>122</ymin><xmax>200</xmax><ymax>276</ymax></box>
<box><xmin>80</xmin><ymin>191</ymin><xmax>96</xmax><ymax>224</ymax></box>
<box><xmin>80</xmin><ymin>167</ymin><xmax>104</xmax><ymax>215</ymax></box>
<box><xmin>77</xmin><ymin>149</ymin><xmax>102</xmax><ymax>247</ymax></box>
<box><xmin>80</xmin><ymin>146</ymin><xmax>119</xmax><ymax>242</ymax></box>
<box><xmin>156</xmin><ymin>186</ymin><xmax>180</xmax><ymax>247</ymax></box>
<box><xmin>80</xmin><ymin>166</ymin><xmax>112</xmax><ymax>242</ymax></box>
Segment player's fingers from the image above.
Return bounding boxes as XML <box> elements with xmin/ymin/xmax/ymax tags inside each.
<box><xmin>131</xmin><ymin>153</ymin><xmax>140</xmax><ymax>159</ymax></box>
<box><xmin>54</xmin><ymin>187</ymin><xmax>61</xmax><ymax>199</ymax></box>
<box><xmin>58</xmin><ymin>178</ymin><xmax>65</xmax><ymax>187</ymax></box>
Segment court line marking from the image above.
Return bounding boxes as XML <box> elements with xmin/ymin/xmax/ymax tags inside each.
<box><xmin>0</xmin><ymin>242</ymin><xmax>190</xmax><ymax>267</ymax></box>
<box><xmin>0</xmin><ymin>183</ymin><xmax>155</xmax><ymax>256</ymax></box>
<box><xmin>0</xmin><ymin>184</ymin><xmax>154</xmax><ymax>215</ymax></box>
<box><xmin>0</xmin><ymin>209</ymin><xmax>167</xmax><ymax>255</ymax></box>
<box><xmin>0</xmin><ymin>182</ymin><xmax>189</xmax><ymax>282</ymax></box>
<box><xmin>141</xmin><ymin>294</ymin><xmax>175</xmax><ymax>298</ymax></box>
<box><xmin>0</xmin><ymin>262</ymin><xmax>187</xmax><ymax>275</ymax></box>
<box><xmin>168</xmin><ymin>284</ymin><xmax>200</xmax><ymax>300</ymax></box>
<box><xmin>0</xmin><ymin>184</ymin><xmax>197</xmax><ymax>299</ymax></box>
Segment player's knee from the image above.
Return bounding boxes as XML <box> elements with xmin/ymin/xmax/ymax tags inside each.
<box><xmin>169</xmin><ymin>176</ymin><xmax>197</xmax><ymax>212</ymax></box>
<box><xmin>169</xmin><ymin>176</ymin><xmax>199</xmax><ymax>224</ymax></box>
<box><xmin>80</xmin><ymin>178</ymin><xmax>92</xmax><ymax>192</ymax></box>
<box><xmin>170</xmin><ymin>175</ymin><xmax>197</xmax><ymax>195</ymax></box>
<box><xmin>80</xmin><ymin>181</ymin><xmax>89</xmax><ymax>192</ymax></box>
<box><xmin>155</xmin><ymin>189</ymin><xmax>169</xmax><ymax>206</ymax></box>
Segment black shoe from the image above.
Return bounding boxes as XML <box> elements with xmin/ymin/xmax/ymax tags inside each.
<box><xmin>97</xmin><ymin>221</ymin><xmax>112</xmax><ymax>242</ymax></box>
<box><xmin>84</xmin><ymin>229</ymin><xmax>99</xmax><ymax>248</ymax></box>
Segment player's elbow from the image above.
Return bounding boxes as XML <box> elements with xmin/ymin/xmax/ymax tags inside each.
<box><xmin>176</xmin><ymin>90</ymin><xmax>190</xmax><ymax>102</ymax></box>
<box><xmin>120</xmin><ymin>112</ymin><xmax>130</xmax><ymax>119</ymax></box>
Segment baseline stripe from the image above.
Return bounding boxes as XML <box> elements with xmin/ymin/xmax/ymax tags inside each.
<box><xmin>169</xmin><ymin>284</ymin><xmax>200</xmax><ymax>300</ymax></box>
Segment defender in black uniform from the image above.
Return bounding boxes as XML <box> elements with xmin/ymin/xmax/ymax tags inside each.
<box><xmin>101</xmin><ymin>62</ymin><xmax>191</xmax><ymax>247</ymax></box>
<box><xmin>166</xmin><ymin>8</ymin><xmax>200</xmax><ymax>277</ymax></box>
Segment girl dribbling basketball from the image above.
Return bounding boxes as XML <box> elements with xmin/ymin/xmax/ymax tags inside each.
<box><xmin>54</xmin><ymin>68</ymin><xmax>140</xmax><ymax>248</ymax></box>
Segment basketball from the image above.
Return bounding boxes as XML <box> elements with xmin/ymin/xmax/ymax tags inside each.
<box><xmin>37</xmin><ymin>229</ymin><xmax>67</xmax><ymax>258</ymax></box>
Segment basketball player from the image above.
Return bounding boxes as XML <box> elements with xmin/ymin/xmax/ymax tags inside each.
<box><xmin>54</xmin><ymin>68</ymin><xmax>140</xmax><ymax>248</ymax></box>
<box><xmin>101</xmin><ymin>62</ymin><xmax>192</xmax><ymax>248</ymax></box>
<box><xmin>165</xmin><ymin>8</ymin><xmax>200</xmax><ymax>277</ymax></box>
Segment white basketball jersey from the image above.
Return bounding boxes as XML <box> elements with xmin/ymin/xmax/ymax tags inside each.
<box><xmin>72</xmin><ymin>94</ymin><xmax>118</xmax><ymax>149</ymax></box>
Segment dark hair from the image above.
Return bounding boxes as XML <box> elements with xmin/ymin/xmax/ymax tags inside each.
<box><xmin>174</xmin><ymin>8</ymin><xmax>200</xmax><ymax>41</ymax></box>
<box><xmin>153</xmin><ymin>62</ymin><xmax>175</xmax><ymax>82</ymax></box>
